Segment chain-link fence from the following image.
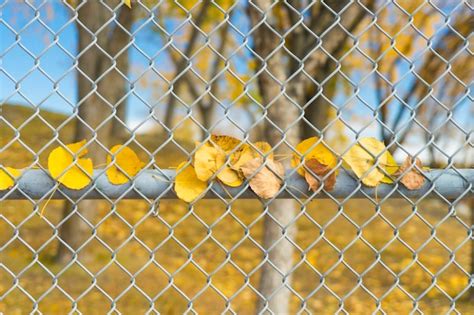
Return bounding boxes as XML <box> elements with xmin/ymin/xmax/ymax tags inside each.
<box><xmin>1</xmin><ymin>0</ymin><xmax>473</xmax><ymax>313</ymax></box>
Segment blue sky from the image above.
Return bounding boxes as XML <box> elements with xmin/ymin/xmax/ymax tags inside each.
<box><xmin>0</xmin><ymin>1</ymin><xmax>256</xmax><ymax>130</ymax></box>
<box><xmin>1</xmin><ymin>1</ymin><xmax>471</xmax><ymax>163</ymax></box>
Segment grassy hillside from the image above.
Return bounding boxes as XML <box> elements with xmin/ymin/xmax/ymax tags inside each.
<box><xmin>0</xmin><ymin>104</ymin><xmax>192</xmax><ymax>168</ymax></box>
<box><xmin>0</xmin><ymin>105</ymin><xmax>472</xmax><ymax>314</ymax></box>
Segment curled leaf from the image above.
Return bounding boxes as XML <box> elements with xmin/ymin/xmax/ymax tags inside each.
<box><xmin>380</xmin><ymin>151</ymin><xmax>399</xmax><ymax>184</ymax></box>
<box><xmin>304</xmin><ymin>159</ymin><xmax>336</xmax><ymax>192</ymax></box>
<box><xmin>398</xmin><ymin>156</ymin><xmax>425</xmax><ymax>190</ymax></box>
<box><xmin>194</xmin><ymin>143</ymin><xmax>220</xmax><ymax>181</ymax></box>
<box><xmin>240</xmin><ymin>158</ymin><xmax>284</xmax><ymax>199</ymax></box>
<box><xmin>48</xmin><ymin>140</ymin><xmax>93</xmax><ymax>190</ymax></box>
<box><xmin>195</xmin><ymin>136</ymin><xmax>244</xmax><ymax>186</ymax></box>
<box><xmin>291</xmin><ymin>137</ymin><xmax>337</xmax><ymax>176</ymax></box>
<box><xmin>215</xmin><ymin>152</ymin><xmax>243</xmax><ymax>187</ymax></box>
<box><xmin>343</xmin><ymin>137</ymin><xmax>396</xmax><ymax>187</ymax></box>
<box><xmin>0</xmin><ymin>167</ymin><xmax>21</xmax><ymax>190</ymax></box>
<box><xmin>175</xmin><ymin>162</ymin><xmax>207</xmax><ymax>202</ymax></box>
<box><xmin>254</xmin><ymin>141</ymin><xmax>273</xmax><ymax>158</ymax></box>
<box><xmin>230</xmin><ymin>144</ymin><xmax>254</xmax><ymax>170</ymax></box>
<box><xmin>210</xmin><ymin>134</ymin><xmax>241</xmax><ymax>152</ymax></box>
<box><xmin>106</xmin><ymin>145</ymin><xmax>145</xmax><ymax>185</ymax></box>
<box><xmin>210</xmin><ymin>135</ymin><xmax>246</xmax><ymax>186</ymax></box>
<box><xmin>230</xmin><ymin>141</ymin><xmax>273</xmax><ymax>171</ymax></box>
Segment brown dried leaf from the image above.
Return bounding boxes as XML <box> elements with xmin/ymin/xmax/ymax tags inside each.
<box><xmin>398</xmin><ymin>156</ymin><xmax>425</xmax><ymax>190</ymax></box>
<box><xmin>240</xmin><ymin>158</ymin><xmax>284</xmax><ymax>199</ymax></box>
<box><xmin>304</xmin><ymin>158</ymin><xmax>336</xmax><ymax>192</ymax></box>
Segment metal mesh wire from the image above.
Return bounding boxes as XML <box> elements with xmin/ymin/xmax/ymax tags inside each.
<box><xmin>0</xmin><ymin>0</ymin><xmax>473</xmax><ymax>313</ymax></box>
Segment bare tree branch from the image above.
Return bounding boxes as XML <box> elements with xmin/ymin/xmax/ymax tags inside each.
<box><xmin>163</xmin><ymin>0</ymin><xmax>211</xmax><ymax>127</ymax></box>
<box><xmin>390</xmin><ymin>16</ymin><xmax>470</xmax><ymax>148</ymax></box>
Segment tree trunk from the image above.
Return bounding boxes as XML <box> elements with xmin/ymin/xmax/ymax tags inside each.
<box><xmin>470</xmin><ymin>197</ymin><xmax>474</xmax><ymax>302</ymax></box>
<box><xmin>109</xmin><ymin>7</ymin><xmax>134</xmax><ymax>142</ymax></box>
<box><xmin>247</xmin><ymin>1</ymin><xmax>375</xmax><ymax>311</ymax></box>
<box><xmin>198</xmin><ymin>104</ymin><xmax>213</xmax><ymax>140</ymax></box>
<box><xmin>56</xmin><ymin>2</ymin><xmax>132</xmax><ymax>263</ymax></box>
<box><xmin>301</xmin><ymin>64</ymin><xmax>336</xmax><ymax>139</ymax></box>
<box><xmin>248</xmin><ymin>2</ymin><xmax>301</xmax><ymax>313</ymax></box>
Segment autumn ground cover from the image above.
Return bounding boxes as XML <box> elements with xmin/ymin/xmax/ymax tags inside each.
<box><xmin>0</xmin><ymin>105</ymin><xmax>472</xmax><ymax>314</ymax></box>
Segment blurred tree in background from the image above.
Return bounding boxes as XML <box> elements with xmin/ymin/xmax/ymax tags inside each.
<box><xmin>1</xmin><ymin>0</ymin><xmax>471</xmax><ymax>312</ymax></box>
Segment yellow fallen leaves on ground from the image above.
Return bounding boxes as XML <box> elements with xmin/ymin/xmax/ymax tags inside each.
<box><xmin>343</xmin><ymin>137</ymin><xmax>397</xmax><ymax>187</ymax></box>
<box><xmin>106</xmin><ymin>145</ymin><xmax>145</xmax><ymax>185</ymax></box>
<box><xmin>0</xmin><ymin>167</ymin><xmax>21</xmax><ymax>190</ymax></box>
<box><xmin>397</xmin><ymin>156</ymin><xmax>426</xmax><ymax>190</ymax></box>
<box><xmin>48</xmin><ymin>140</ymin><xmax>93</xmax><ymax>190</ymax></box>
<box><xmin>174</xmin><ymin>162</ymin><xmax>207</xmax><ymax>202</ymax></box>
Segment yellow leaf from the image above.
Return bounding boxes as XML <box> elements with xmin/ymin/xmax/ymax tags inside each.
<box><xmin>123</xmin><ymin>0</ymin><xmax>131</xmax><ymax>8</ymax></box>
<box><xmin>195</xmin><ymin>135</ymin><xmax>245</xmax><ymax>186</ymax></box>
<box><xmin>230</xmin><ymin>141</ymin><xmax>273</xmax><ymax>171</ymax></box>
<box><xmin>174</xmin><ymin>161</ymin><xmax>207</xmax><ymax>202</ymax></box>
<box><xmin>291</xmin><ymin>137</ymin><xmax>337</xmax><ymax>176</ymax></box>
<box><xmin>240</xmin><ymin>158</ymin><xmax>284</xmax><ymax>199</ymax></box>
<box><xmin>215</xmin><ymin>152</ymin><xmax>243</xmax><ymax>187</ymax></box>
<box><xmin>254</xmin><ymin>141</ymin><xmax>273</xmax><ymax>158</ymax></box>
<box><xmin>106</xmin><ymin>145</ymin><xmax>145</xmax><ymax>185</ymax></box>
<box><xmin>342</xmin><ymin>137</ymin><xmax>394</xmax><ymax>187</ymax></box>
<box><xmin>230</xmin><ymin>144</ymin><xmax>254</xmax><ymax>170</ymax></box>
<box><xmin>48</xmin><ymin>140</ymin><xmax>93</xmax><ymax>190</ymax></box>
<box><xmin>210</xmin><ymin>134</ymin><xmax>241</xmax><ymax>152</ymax></box>
<box><xmin>194</xmin><ymin>142</ymin><xmax>220</xmax><ymax>181</ymax></box>
<box><xmin>381</xmin><ymin>150</ymin><xmax>399</xmax><ymax>184</ymax></box>
<box><xmin>0</xmin><ymin>167</ymin><xmax>21</xmax><ymax>190</ymax></box>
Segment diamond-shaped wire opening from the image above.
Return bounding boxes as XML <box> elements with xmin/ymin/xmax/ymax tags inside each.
<box><xmin>0</xmin><ymin>0</ymin><xmax>472</xmax><ymax>313</ymax></box>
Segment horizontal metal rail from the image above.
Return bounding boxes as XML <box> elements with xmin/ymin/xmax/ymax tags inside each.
<box><xmin>1</xmin><ymin>169</ymin><xmax>472</xmax><ymax>200</ymax></box>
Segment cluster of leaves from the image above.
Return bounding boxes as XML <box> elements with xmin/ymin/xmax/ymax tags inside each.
<box><xmin>174</xmin><ymin>135</ymin><xmax>427</xmax><ymax>203</ymax></box>
<box><xmin>175</xmin><ymin>135</ymin><xmax>283</xmax><ymax>202</ymax></box>
<box><xmin>0</xmin><ymin>136</ymin><xmax>427</xmax><ymax>201</ymax></box>
<box><xmin>0</xmin><ymin>140</ymin><xmax>145</xmax><ymax>191</ymax></box>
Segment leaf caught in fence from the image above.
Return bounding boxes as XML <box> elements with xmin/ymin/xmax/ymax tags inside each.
<box><xmin>210</xmin><ymin>134</ymin><xmax>241</xmax><ymax>152</ymax></box>
<box><xmin>195</xmin><ymin>136</ymin><xmax>244</xmax><ymax>186</ymax></box>
<box><xmin>397</xmin><ymin>156</ymin><xmax>425</xmax><ymax>190</ymax></box>
<box><xmin>215</xmin><ymin>152</ymin><xmax>244</xmax><ymax>187</ymax></box>
<box><xmin>194</xmin><ymin>142</ymin><xmax>220</xmax><ymax>181</ymax></box>
<box><xmin>106</xmin><ymin>145</ymin><xmax>145</xmax><ymax>185</ymax></box>
<box><xmin>0</xmin><ymin>167</ymin><xmax>21</xmax><ymax>190</ymax></box>
<box><xmin>291</xmin><ymin>137</ymin><xmax>337</xmax><ymax>177</ymax></box>
<box><xmin>230</xmin><ymin>144</ymin><xmax>254</xmax><ymax>170</ymax></box>
<box><xmin>254</xmin><ymin>141</ymin><xmax>273</xmax><ymax>158</ymax></box>
<box><xmin>304</xmin><ymin>159</ymin><xmax>336</xmax><ymax>192</ymax></box>
<box><xmin>343</xmin><ymin>137</ymin><xmax>397</xmax><ymax>187</ymax></box>
<box><xmin>175</xmin><ymin>161</ymin><xmax>207</xmax><ymax>202</ymax></box>
<box><xmin>380</xmin><ymin>151</ymin><xmax>399</xmax><ymax>184</ymax></box>
<box><xmin>240</xmin><ymin>157</ymin><xmax>284</xmax><ymax>199</ymax></box>
<box><xmin>230</xmin><ymin>141</ymin><xmax>273</xmax><ymax>171</ymax></box>
<box><xmin>48</xmin><ymin>140</ymin><xmax>93</xmax><ymax>190</ymax></box>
